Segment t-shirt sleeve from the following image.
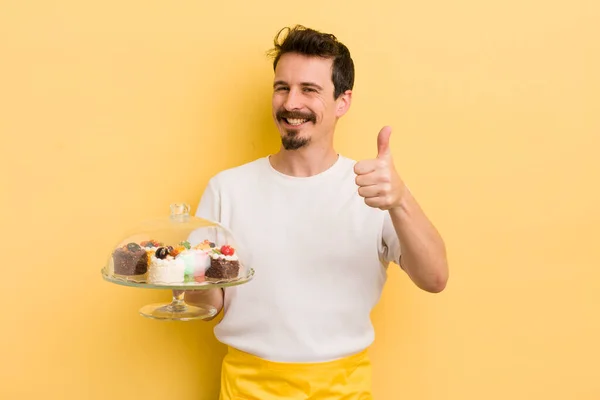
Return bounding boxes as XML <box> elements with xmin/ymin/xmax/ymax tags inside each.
<box><xmin>379</xmin><ymin>211</ymin><xmax>402</xmax><ymax>265</ymax></box>
<box><xmin>195</xmin><ymin>178</ymin><xmax>221</xmax><ymax>223</ymax></box>
<box><xmin>187</xmin><ymin>178</ymin><xmax>222</xmax><ymax>246</ymax></box>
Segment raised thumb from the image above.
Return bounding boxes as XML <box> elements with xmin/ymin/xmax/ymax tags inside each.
<box><xmin>377</xmin><ymin>126</ymin><xmax>392</xmax><ymax>158</ymax></box>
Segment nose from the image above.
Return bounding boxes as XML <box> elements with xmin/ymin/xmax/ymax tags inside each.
<box><xmin>283</xmin><ymin>88</ymin><xmax>302</xmax><ymax>111</ymax></box>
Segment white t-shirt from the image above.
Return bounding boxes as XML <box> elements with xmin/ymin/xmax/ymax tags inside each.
<box><xmin>195</xmin><ymin>155</ymin><xmax>401</xmax><ymax>362</ymax></box>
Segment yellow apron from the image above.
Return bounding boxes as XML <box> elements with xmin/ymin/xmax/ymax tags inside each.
<box><xmin>218</xmin><ymin>346</ymin><xmax>374</xmax><ymax>399</ymax></box>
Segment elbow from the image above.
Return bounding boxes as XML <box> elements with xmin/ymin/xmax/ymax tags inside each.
<box><xmin>416</xmin><ymin>261</ymin><xmax>449</xmax><ymax>293</ymax></box>
<box><xmin>423</xmin><ymin>276</ymin><xmax>447</xmax><ymax>293</ymax></box>
<box><xmin>401</xmin><ymin>254</ymin><xmax>449</xmax><ymax>293</ymax></box>
<box><xmin>424</xmin><ymin>264</ymin><xmax>449</xmax><ymax>293</ymax></box>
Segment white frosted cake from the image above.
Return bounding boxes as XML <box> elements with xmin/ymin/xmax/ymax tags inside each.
<box><xmin>147</xmin><ymin>247</ymin><xmax>186</xmax><ymax>284</ymax></box>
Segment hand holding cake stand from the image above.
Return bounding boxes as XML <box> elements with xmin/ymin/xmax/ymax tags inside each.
<box><xmin>101</xmin><ymin>203</ymin><xmax>254</xmax><ymax>321</ymax></box>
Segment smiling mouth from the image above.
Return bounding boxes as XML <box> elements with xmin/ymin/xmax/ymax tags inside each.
<box><xmin>276</xmin><ymin>110</ymin><xmax>316</xmax><ymax>127</ymax></box>
<box><xmin>283</xmin><ymin>118</ymin><xmax>308</xmax><ymax>126</ymax></box>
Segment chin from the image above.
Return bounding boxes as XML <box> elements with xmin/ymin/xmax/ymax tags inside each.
<box><xmin>280</xmin><ymin>131</ymin><xmax>310</xmax><ymax>150</ymax></box>
<box><xmin>274</xmin><ymin>118</ymin><xmax>316</xmax><ymax>150</ymax></box>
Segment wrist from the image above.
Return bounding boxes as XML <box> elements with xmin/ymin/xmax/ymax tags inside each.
<box><xmin>390</xmin><ymin>184</ymin><xmax>411</xmax><ymax>214</ymax></box>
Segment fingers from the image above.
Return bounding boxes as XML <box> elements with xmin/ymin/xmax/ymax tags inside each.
<box><xmin>363</xmin><ymin>196</ymin><xmax>390</xmax><ymax>209</ymax></box>
<box><xmin>355</xmin><ymin>125</ymin><xmax>399</xmax><ymax>211</ymax></box>
<box><xmin>354</xmin><ymin>159</ymin><xmax>389</xmax><ymax>176</ymax></box>
<box><xmin>358</xmin><ymin>184</ymin><xmax>390</xmax><ymax>199</ymax></box>
<box><xmin>356</xmin><ymin>168</ymin><xmax>393</xmax><ymax>210</ymax></box>
<box><xmin>355</xmin><ymin>168</ymin><xmax>391</xmax><ymax>187</ymax></box>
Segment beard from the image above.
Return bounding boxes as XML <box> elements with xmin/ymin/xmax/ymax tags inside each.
<box><xmin>275</xmin><ymin>109</ymin><xmax>316</xmax><ymax>151</ymax></box>
<box><xmin>281</xmin><ymin>130</ymin><xmax>310</xmax><ymax>150</ymax></box>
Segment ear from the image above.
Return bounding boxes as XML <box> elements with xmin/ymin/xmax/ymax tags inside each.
<box><xmin>335</xmin><ymin>90</ymin><xmax>352</xmax><ymax>117</ymax></box>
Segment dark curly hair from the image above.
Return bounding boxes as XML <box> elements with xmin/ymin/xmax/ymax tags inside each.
<box><xmin>267</xmin><ymin>25</ymin><xmax>355</xmax><ymax>99</ymax></box>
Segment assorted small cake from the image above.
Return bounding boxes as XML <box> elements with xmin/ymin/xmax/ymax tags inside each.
<box><xmin>112</xmin><ymin>243</ymin><xmax>149</xmax><ymax>276</ymax></box>
<box><xmin>140</xmin><ymin>239</ymin><xmax>163</xmax><ymax>257</ymax></box>
<box><xmin>176</xmin><ymin>241</ymin><xmax>211</xmax><ymax>283</ymax></box>
<box><xmin>206</xmin><ymin>245</ymin><xmax>240</xmax><ymax>280</ymax></box>
<box><xmin>110</xmin><ymin>239</ymin><xmax>240</xmax><ymax>283</ymax></box>
<box><xmin>147</xmin><ymin>246</ymin><xmax>186</xmax><ymax>284</ymax></box>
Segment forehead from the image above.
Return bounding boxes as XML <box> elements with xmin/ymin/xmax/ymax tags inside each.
<box><xmin>274</xmin><ymin>53</ymin><xmax>334</xmax><ymax>88</ymax></box>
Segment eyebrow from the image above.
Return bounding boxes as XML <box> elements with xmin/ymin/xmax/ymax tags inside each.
<box><xmin>273</xmin><ymin>80</ymin><xmax>323</xmax><ymax>90</ymax></box>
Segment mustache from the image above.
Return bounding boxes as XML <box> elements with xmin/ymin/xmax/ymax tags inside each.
<box><xmin>276</xmin><ymin>110</ymin><xmax>316</xmax><ymax>123</ymax></box>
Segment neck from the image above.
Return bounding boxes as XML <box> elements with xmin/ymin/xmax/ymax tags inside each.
<box><xmin>269</xmin><ymin>143</ymin><xmax>339</xmax><ymax>177</ymax></box>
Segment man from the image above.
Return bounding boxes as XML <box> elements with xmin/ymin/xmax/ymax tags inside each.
<box><xmin>185</xmin><ymin>25</ymin><xmax>448</xmax><ymax>399</ymax></box>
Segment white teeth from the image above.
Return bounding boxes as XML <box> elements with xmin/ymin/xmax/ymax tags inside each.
<box><xmin>286</xmin><ymin>118</ymin><xmax>307</xmax><ymax>126</ymax></box>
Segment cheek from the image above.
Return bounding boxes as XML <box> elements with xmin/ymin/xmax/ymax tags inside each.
<box><xmin>272</xmin><ymin>92</ymin><xmax>287</xmax><ymax>106</ymax></box>
<box><xmin>271</xmin><ymin>95</ymin><xmax>280</xmax><ymax>109</ymax></box>
<box><xmin>319</xmin><ymin>105</ymin><xmax>337</xmax><ymax>122</ymax></box>
<box><xmin>311</xmin><ymin>98</ymin><xmax>329</xmax><ymax>120</ymax></box>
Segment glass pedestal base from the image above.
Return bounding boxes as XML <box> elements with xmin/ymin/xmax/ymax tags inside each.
<box><xmin>101</xmin><ymin>267</ymin><xmax>254</xmax><ymax>321</ymax></box>
<box><xmin>139</xmin><ymin>290</ymin><xmax>217</xmax><ymax>321</ymax></box>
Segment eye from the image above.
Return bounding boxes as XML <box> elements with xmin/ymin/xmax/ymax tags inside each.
<box><xmin>275</xmin><ymin>86</ymin><xmax>289</xmax><ymax>92</ymax></box>
<box><xmin>302</xmin><ymin>87</ymin><xmax>317</xmax><ymax>93</ymax></box>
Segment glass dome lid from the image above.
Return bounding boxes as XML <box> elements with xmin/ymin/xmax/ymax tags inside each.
<box><xmin>101</xmin><ymin>203</ymin><xmax>254</xmax><ymax>321</ymax></box>
<box><xmin>103</xmin><ymin>203</ymin><xmax>252</xmax><ymax>287</ymax></box>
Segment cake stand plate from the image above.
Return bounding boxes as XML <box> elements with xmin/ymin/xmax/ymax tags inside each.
<box><xmin>101</xmin><ymin>267</ymin><xmax>254</xmax><ymax>321</ymax></box>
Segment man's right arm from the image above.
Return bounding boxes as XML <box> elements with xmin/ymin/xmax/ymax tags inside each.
<box><xmin>185</xmin><ymin>178</ymin><xmax>225</xmax><ymax>320</ymax></box>
<box><xmin>184</xmin><ymin>289</ymin><xmax>224</xmax><ymax>320</ymax></box>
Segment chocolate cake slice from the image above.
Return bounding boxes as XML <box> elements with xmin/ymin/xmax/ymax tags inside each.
<box><xmin>112</xmin><ymin>243</ymin><xmax>148</xmax><ymax>275</ymax></box>
<box><xmin>205</xmin><ymin>256</ymin><xmax>240</xmax><ymax>280</ymax></box>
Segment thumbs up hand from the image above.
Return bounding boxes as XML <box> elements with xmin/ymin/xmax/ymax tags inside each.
<box><xmin>354</xmin><ymin>126</ymin><xmax>407</xmax><ymax>210</ymax></box>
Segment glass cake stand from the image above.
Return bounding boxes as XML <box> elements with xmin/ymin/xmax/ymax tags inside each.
<box><xmin>101</xmin><ymin>266</ymin><xmax>254</xmax><ymax>321</ymax></box>
<box><xmin>101</xmin><ymin>203</ymin><xmax>255</xmax><ymax>321</ymax></box>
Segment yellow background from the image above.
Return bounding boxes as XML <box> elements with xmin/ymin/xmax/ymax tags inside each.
<box><xmin>1</xmin><ymin>1</ymin><xmax>598</xmax><ymax>399</ymax></box>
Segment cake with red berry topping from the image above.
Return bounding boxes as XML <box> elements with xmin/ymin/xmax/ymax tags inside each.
<box><xmin>112</xmin><ymin>242</ymin><xmax>149</xmax><ymax>276</ymax></box>
<box><xmin>206</xmin><ymin>245</ymin><xmax>240</xmax><ymax>280</ymax></box>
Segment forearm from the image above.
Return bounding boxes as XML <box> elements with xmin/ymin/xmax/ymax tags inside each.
<box><xmin>184</xmin><ymin>288</ymin><xmax>224</xmax><ymax>320</ymax></box>
<box><xmin>389</xmin><ymin>190</ymin><xmax>448</xmax><ymax>293</ymax></box>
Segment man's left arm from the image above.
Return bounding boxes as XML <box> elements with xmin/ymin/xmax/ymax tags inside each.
<box><xmin>388</xmin><ymin>188</ymin><xmax>448</xmax><ymax>293</ymax></box>
<box><xmin>355</xmin><ymin>126</ymin><xmax>449</xmax><ymax>293</ymax></box>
